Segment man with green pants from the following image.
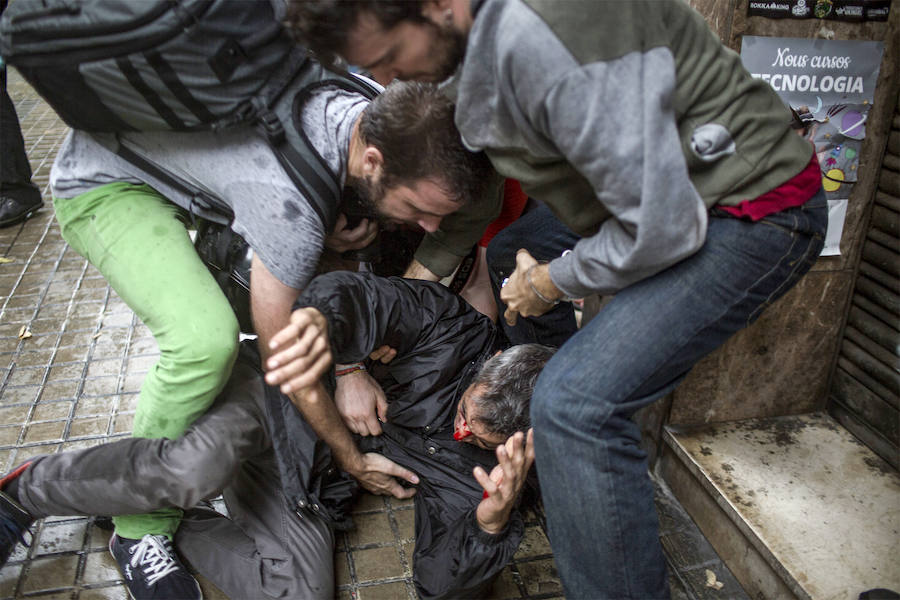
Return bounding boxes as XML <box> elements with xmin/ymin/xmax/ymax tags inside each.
<box><xmin>41</xmin><ymin>79</ymin><xmax>493</xmax><ymax>599</ymax></box>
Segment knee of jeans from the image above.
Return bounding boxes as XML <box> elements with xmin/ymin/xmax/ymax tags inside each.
<box><xmin>531</xmin><ymin>366</ymin><xmax>577</xmax><ymax>428</ymax></box>
<box><xmin>178</xmin><ymin>314</ymin><xmax>239</xmax><ymax>376</ymax></box>
<box><xmin>161</xmin><ymin>435</ymin><xmax>238</xmax><ymax>505</ymax></box>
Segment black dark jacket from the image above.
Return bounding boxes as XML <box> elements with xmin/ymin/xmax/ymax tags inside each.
<box><xmin>253</xmin><ymin>272</ymin><xmax>524</xmax><ymax>599</ymax></box>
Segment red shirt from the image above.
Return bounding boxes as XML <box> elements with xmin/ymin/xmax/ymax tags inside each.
<box><xmin>718</xmin><ymin>153</ymin><xmax>822</xmax><ymax>221</ymax></box>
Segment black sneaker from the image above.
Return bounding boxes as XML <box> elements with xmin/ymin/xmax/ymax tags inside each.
<box><xmin>109</xmin><ymin>534</ymin><xmax>203</xmax><ymax>600</ymax></box>
<box><xmin>0</xmin><ymin>194</ymin><xmax>43</xmax><ymax>228</ymax></box>
<box><xmin>0</xmin><ymin>490</ymin><xmax>33</xmax><ymax>567</ymax></box>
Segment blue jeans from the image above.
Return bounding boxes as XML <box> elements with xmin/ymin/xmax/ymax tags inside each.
<box><xmin>530</xmin><ymin>191</ymin><xmax>827</xmax><ymax>598</ymax></box>
<box><xmin>486</xmin><ymin>202</ymin><xmax>581</xmax><ymax>347</ymax></box>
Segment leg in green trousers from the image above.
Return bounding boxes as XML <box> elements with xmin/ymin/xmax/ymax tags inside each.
<box><xmin>53</xmin><ymin>182</ymin><xmax>239</xmax><ymax>540</ymax></box>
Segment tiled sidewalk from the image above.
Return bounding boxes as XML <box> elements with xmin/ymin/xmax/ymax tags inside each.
<box><xmin>0</xmin><ymin>69</ymin><xmax>743</xmax><ymax>600</ymax></box>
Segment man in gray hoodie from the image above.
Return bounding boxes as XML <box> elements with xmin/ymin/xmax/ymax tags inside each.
<box><xmin>284</xmin><ymin>1</ymin><xmax>828</xmax><ymax>597</ymax></box>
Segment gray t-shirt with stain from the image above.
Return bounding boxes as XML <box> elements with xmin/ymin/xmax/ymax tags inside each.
<box><xmin>50</xmin><ymin>85</ymin><xmax>369</xmax><ymax>291</ymax></box>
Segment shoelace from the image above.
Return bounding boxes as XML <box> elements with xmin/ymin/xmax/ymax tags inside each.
<box><xmin>128</xmin><ymin>535</ymin><xmax>181</xmax><ymax>586</ymax></box>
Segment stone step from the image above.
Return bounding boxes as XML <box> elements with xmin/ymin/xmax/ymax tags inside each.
<box><xmin>658</xmin><ymin>412</ymin><xmax>900</xmax><ymax>600</ymax></box>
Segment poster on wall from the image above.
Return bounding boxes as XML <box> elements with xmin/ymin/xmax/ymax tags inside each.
<box><xmin>748</xmin><ymin>0</ymin><xmax>890</xmax><ymax>22</ymax></box>
<box><xmin>741</xmin><ymin>36</ymin><xmax>884</xmax><ymax>255</ymax></box>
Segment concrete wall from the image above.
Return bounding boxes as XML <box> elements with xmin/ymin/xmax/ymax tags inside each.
<box><xmin>657</xmin><ymin>1</ymin><xmax>899</xmax><ymax>428</ymax></box>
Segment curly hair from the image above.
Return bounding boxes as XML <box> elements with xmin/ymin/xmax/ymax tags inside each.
<box><xmin>285</xmin><ymin>1</ymin><xmax>428</xmax><ymax>62</ymax></box>
<box><xmin>359</xmin><ymin>81</ymin><xmax>492</xmax><ymax>205</ymax></box>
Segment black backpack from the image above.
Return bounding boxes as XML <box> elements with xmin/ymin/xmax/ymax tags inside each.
<box><xmin>0</xmin><ymin>0</ymin><xmax>380</xmax><ymax>231</ymax></box>
<box><xmin>1</xmin><ymin>0</ymin><xmax>381</xmax><ymax>332</ymax></box>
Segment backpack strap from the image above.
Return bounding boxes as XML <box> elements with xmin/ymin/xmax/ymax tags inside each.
<box><xmin>112</xmin><ymin>135</ymin><xmax>235</xmax><ymax>225</ymax></box>
<box><xmin>256</xmin><ymin>62</ymin><xmax>381</xmax><ymax>233</ymax></box>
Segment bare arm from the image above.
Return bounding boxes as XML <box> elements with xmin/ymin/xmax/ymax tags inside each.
<box><xmin>249</xmin><ymin>253</ymin><xmax>304</xmax><ymax>365</ymax></box>
<box><xmin>403</xmin><ymin>258</ymin><xmax>442</xmax><ymax>281</ymax></box>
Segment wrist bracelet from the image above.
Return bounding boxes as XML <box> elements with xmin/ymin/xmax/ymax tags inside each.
<box><xmin>526</xmin><ymin>264</ymin><xmax>560</xmax><ymax>306</ymax></box>
<box><xmin>335</xmin><ymin>363</ymin><xmax>366</xmax><ymax>377</ymax></box>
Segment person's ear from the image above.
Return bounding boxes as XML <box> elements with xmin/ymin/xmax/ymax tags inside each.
<box><xmin>421</xmin><ymin>0</ymin><xmax>453</xmax><ymax>26</ymax></box>
<box><xmin>362</xmin><ymin>146</ymin><xmax>384</xmax><ymax>179</ymax></box>
<box><xmin>493</xmin><ymin>350</ymin><xmax>502</xmax><ymax>357</ymax></box>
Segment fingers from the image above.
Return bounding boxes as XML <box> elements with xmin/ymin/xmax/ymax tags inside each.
<box><xmin>368</xmin><ymin>345</ymin><xmax>397</xmax><ymax>364</ymax></box>
<box><xmin>264</xmin><ymin>333</ymin><xmax>331</xmax><ymax>389</ymax></box>
<box><xmin>277</xmin><ymin>349</ymin><xmax>333</xmax><ymax>394</ymax></box>
<box><xmin>389</xmin><ymin>483</ymin><xmax>417</xmax><ymax>499</ymax></box>
<box><xmin>376</xmin><ymin>394</ymin><xmax>389</xmax><ymax>423</ymax></box>
<box><xmin>473</xmin><ymin>465</ymin><xmax>499</xmax><ymax>498</ymax></box>
<box><xmin>267</xmin><ymin>308</ymin><xmax>326</xmax><ymax>358</ymax></box>
<box><xmin>363</xmin><ymin>411</ymin><xmax>383</xmax><ymax>436</ymax></box>
<box><xmin>327</xmin><ymin>216</ymin><xmax>378</xmax><ymax>252</ymax></box>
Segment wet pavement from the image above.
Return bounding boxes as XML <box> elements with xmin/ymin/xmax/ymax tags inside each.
<box><xmin>0</xmin><ymin>68</ymin><xmax>742</xmax><ymax>600</ymax></box>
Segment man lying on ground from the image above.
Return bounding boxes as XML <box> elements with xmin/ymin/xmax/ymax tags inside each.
<box><xmin>0</xmin><ymin>271</ymin><xmax>553</xmax><ymax>599</ymax></box>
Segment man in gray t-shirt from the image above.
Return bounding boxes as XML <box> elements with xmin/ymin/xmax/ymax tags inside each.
<box><xmin>40</xmin><ymin>79</ymin><xmax>493</xmax><ymax>600</ymax></box>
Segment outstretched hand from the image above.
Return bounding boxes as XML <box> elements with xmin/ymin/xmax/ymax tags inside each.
<box><xmin>265</xmin><ymin>307</ymin><xmax>332</xmax><ymax>393</ymax></box>
<box><xmin>474</xmin><ymin>429</ymin><xmax>534</xmax><ymax>534</ymax></box>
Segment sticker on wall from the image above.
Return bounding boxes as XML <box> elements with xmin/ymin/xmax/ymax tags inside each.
<box><xmin>748</xmin><ymin>0</ymin><xmax>890</xmax><ymax>21</ymax></box>
<box><xmin>740</xmin><ymin>37</ymin><xmax>884</xmax><ymax>255</ymax></box>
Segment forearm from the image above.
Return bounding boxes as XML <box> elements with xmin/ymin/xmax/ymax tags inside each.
<box><xmin>403</xmin><ymin>258</ymin><xmax>441</xmax><ymax>281</ymax></box>
<box><xmin>249</xmin><ymin>254</ymin><xmax>302</xmax><ymax>363</ymax></box>
<box><xmin>288</xmin><ymin>383</ymin><xmax>364</xmax><ymax>475</ymax></box>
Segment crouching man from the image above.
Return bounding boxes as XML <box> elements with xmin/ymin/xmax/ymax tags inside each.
<box><xmin>0</xmin><ymin>271</ymin><xmax>553</xmax><ymax>599</ymax></box>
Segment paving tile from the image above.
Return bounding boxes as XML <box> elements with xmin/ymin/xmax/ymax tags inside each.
<box><xmin>85</xmin><ymin>359</ymin><xmax>122</xmax><ymax>378</ymax></box>
<box><xmin>52</xmin><ymin>345</ymin><xmax>89</xmax><ymax>364</ymax></box>
<box><xmin>334</xmin><ymin>551</ymin><xmax>351</xmax><ymax>587</ymax></box>
<box><xmin>392</xmin><ymin>506</ymin><xmax>415</xmax><ymax>540</ymax></box>
<box><xmin>0</xmin><ymin>386</ymin><xmax>40</xmax><ymax>404</ymax></box>
<box><xmin>46</xmin><ymin>362</ymin><xmax>85</xmax><ymax>382</ymax></box>
<box><xmin>0</xmin><ymin>564</ymin><xmax>22</xmax><ymax>598</ymax></box>
<box><xmin>0</xmin><ymin>404</ymin><xmax>31</xmax><ymax>424</ymax></box>
<box><xmin>78</xmin><ymin>584</ymin><xmax>132</xmax><ymax>600</ymax></box>
<box><xmin>68</xmin><ymin>416</ymin><xmax>110</xmax><ymax>438</ymax></box>
<box><xmin>31</xmin><ymin>401</ymin><xmax>73</xmax><ymax>422</ymax></box>
<box><xmin>23</xmin><ymin>420</ymin><xmax>65</xmax><ymax>443</ymax></box>
<box><xmin>0</xmin><ymin>449</ymin><xmax>13</xmax><ymax>472</ymax></box>
<box><xmin>73</xmin><ymin>397</ymin><xmax>114</xmax><ymax>418</ymax></box>
<box><xmin>112</xmin><ymin>412</ymin><xmax>134</xmax><ymax>434</ymax></box>
<box><xmin>38</xmin><ymin>380</ymin><xmax>79</xmax><ymax>402</ymax></box>
<box><xmin>485</xmin><ymin>567</ymin><xmax>523</xmax><ymax>599</ymax></box>
<box><xmin>346</xmin><ymin>512</ymin><xmax>394</xmax><ymax>548</ymax></box>
<box><xmin>13</xmin><ymin>349</ymin><xmax>54</xmax><ymax>368</ymax></box>
<box><xmin>516</xmin><ymin>558</ymin><xmax>563</xmax><ymax>597</ymax></box>
<box><xmin>0</xmin><ymin>426</ymin><xmax>24</xmax><ymax>446</ymax></box>
<box><xmin>13</xmin><ymin>443</ymin><xmax>60</xmax><ymax>464</ymax></box>
<box><xmin>351</xmin><ymin>546</ymin><xmax>405</xmax><ymax>582</ymax></box>
<box><xmin>6</xmin><ymin>366</ymin><xmax>46</xmax><ymax>387</ymax></box>
<box><xmin>81</xmin><ymin>550</ymin><xmax>122</xmax><ymax>586</ymax></box>
<box><xmin>513</xmin><ymin>525</ymin><xmax>553</xmax><ymax>561</ymax></box>
<box><xmin>81</xmin><ymin>376</ymin><xmax>119</xmax><ymax>397</ymax></box>
<box><xmin>34</xmin><ymin>520</ymin><xmax>88</xmax><ymax>556</ymax></box>
<box><xmin>352</xmin><ymin>493</ymin><xmax>386</xmax><ymax>513</ymax></box>
<box><xmin>195</xmin><ymin>573</ymin><xmax>231</xmax><ymax>600</ymax></box>
<box><xmin>20</xmin><ymin>554</ymin><xmax>79</xmax><ymax>593</ymax></box>
<box><xmin>357</xmin><ymin>581</ymin><xmax>411</xmax><ymax>600</ymax></box>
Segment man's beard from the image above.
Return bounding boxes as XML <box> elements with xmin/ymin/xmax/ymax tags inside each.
<box><xmin>430</xmin><ymin>23</ymin><xmax>467</xmax><ymax>82</ymax></box>
<box><xmin>347</xmin><ymin>174</ymin><xmax>390</xmax><ymax>227</ymax></box>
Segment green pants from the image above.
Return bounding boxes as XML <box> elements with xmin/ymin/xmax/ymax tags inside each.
<box><xmin>53</xmin><ymin>182</ymin><xmax>239</xmax><ymax>539</ymax></box>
